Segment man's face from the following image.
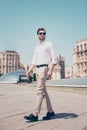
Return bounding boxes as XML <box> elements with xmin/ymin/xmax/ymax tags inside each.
<box><xmin>37</xmin><ymin>30</ymin><xmax>46</xmax><ymax>41</ymax></box>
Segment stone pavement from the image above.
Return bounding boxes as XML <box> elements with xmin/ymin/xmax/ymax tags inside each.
<box><xmin>0</xmin><ymin>83</ymin><xmax>87</xmax><ymax>130</ymax></box>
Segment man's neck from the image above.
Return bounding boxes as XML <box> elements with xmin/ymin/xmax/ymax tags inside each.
<box><xmin>39</xmin><ymin>40</ymin><xmax>45</xmax><ymax>44</ymax></box>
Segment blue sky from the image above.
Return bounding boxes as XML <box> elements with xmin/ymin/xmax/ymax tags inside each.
<box><xmin>0</xmin><ymin>0</ymin><xmax>87</xmax><ymax>66</ymax></box>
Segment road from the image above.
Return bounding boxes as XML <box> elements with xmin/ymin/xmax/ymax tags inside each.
<box><xmin>0</xmin><ymin>83</ymin><xmax>87</xmax><ymax>130</ymax></box>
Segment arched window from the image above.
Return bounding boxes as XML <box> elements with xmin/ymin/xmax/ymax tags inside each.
<box><xmin>77</xmin><ymin>45</ymin><xmax>79</xmax><ymax>52</ymax></box>
<box><xmin>81</xmin><ymin>44</ymin><xmax>83</xmax><ymax>51</ymax></box>
<box><xmin>84</xmin><ymin>43</ymin><xmax>86</xmax><ymax>51</ymax></box>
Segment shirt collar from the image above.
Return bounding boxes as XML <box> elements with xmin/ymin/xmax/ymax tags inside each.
<box><xmin>38</xmin><ymin>40</ymin><xmax>46</xmax><ymax>46</ymax></box>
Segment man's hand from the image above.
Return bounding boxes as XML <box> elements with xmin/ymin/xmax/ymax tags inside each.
<box><xmin>26</xmin><ymin>71</ymin><xmax>31</xmax><ymax>77</ymax></box>
<box><xmin>47</xmin><ymin>70</ymin><xmax>52</xmax><ymax>78</ymax></box>
<box><xmin>47</xmin><ymin>64</ymin><xmax>56</xmax><ymax>78</ymax></box>
<box><xmin>26</xmin><ymin>64</ymin><xmax>35</xmax><ymax>77</ymax></box>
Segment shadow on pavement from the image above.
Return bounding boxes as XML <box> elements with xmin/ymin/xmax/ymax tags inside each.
<box><xmin>52</xmin><ymin>112</ymin><xmax>79</xmax><ymax>119</ymax></box>
<box><xmin>24</xmin><ymin>112</ymin><xmax>79</xmax><ymax>123</ymax></box>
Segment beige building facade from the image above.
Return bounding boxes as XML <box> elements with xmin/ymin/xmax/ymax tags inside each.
<box><xmin>65</xmin><ymin>66</ymin><xmax>72</xmax><ymax>78</ymax></box>
<box><xmin>0</xmin><ymin>50</ymin><xmax>25</xmax><ymax>74</ymax></box>
<box><xmin>72</xmin><ymin>39</ymin><xmax>87</xmax><ymax>77</ymax></box>
<box><xmin>52</xmin><ymin>54</ymin><xmax>65</xmax><ymax>80</ymax></box>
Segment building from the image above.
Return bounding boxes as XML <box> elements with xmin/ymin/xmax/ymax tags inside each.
<box><xmin>72</xmin><ymin>39</ymin><xmax>87</xmax><ymax>77</ymax></box>
<box><xmin>52</xmin><ymin>54</ymin><xmax>65</xmax><ymax>80</ymax></box>
<box><xmin>0</xmin><ymin>50</ymin><xmax>25</xmax><ymax>74</ymax></box>
<box><xmin>65</xmin><ymin>66</ymin><xmax>72</xmax><ymax>78</ymax></box>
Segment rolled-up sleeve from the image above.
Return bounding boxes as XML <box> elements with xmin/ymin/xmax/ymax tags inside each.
<box><xmin>48</xmin><ymin>43</ymin><xmax>57</xmax><ymax>64</ymax></box>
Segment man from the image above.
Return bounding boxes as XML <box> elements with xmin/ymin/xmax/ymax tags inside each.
<box><xmin>24</xmin><ymin>27</ymin><xmax>56</xmax><ymax>122</ymax></box>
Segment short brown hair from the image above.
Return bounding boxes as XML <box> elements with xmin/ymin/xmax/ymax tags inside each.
<box><xmin>37</xmin><ymin>28</ymin><xmax>46</xmax><ymax>34</ymax></box>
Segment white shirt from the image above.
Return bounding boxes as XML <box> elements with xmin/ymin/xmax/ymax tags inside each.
<box><xmin>31</xmin><ymin>41</ymin><xmax>57</xmax><ymax>65</ymax></box>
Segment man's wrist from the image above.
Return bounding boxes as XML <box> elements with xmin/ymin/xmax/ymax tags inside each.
<box><xmin>49</xmin><ymin>64</ymin><xmax>55</xmax><ymax>72</ymax></box>
<box><xmin>28</xmin><ymin>65</ymin><xmax>35</xmax><ymax>73</ymax></box>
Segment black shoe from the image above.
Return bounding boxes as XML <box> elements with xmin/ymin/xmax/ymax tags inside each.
<box><xmin>43</xmin><ymin>111</ymin><xmax>55</xmax><ymax>120</ymax></box>
<box><xmin>24</xmin><ymin>114</ymin><xmax>38</xmax><ymax>122</ymax></box>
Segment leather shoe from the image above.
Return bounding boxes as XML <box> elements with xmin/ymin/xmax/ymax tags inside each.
<box><xmin>43</xmin><ymin>111</ymin><xmax>55</xmax><ymax>120</ymax></box>
<box><xmin>24</xmin><ymin>114</ymin><xmax>38</xmax><ymax>122</ymax></box>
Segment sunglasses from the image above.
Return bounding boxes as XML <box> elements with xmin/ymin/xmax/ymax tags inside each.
<box><xmin>38</xmin><ymin>32</ymin><xmax>46</xmax><ymax>35</ymax></box>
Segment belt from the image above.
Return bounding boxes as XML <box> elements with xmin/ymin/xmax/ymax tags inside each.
<box><xmin>36</xmin><ymin>64</ymin><xmax>48</xmax><ymax>68</ymax></box>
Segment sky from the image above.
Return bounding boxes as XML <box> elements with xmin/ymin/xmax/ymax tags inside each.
<box><xmin>0</xmin><ymin>0</ymin><xmax>87</xmax><ymax>66</ymax></box>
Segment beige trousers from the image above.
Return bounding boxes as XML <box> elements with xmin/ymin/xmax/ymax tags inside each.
<box><xmin>34</xmin><ymin>66</ymin><xmax>53</xmax><ymax>114</ymax></box>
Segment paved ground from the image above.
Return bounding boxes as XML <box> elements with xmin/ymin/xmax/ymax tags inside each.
<box><xmin>0</xmin><ymin>83</ymin><xmax>87</xmax><ymax>130</ymax></box>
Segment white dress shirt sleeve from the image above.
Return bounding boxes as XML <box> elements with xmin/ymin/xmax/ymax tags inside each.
<box><xmin>48</xmin><ymin>42</ymin><xmax>57</xmax><ymax>64</ymax></box>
